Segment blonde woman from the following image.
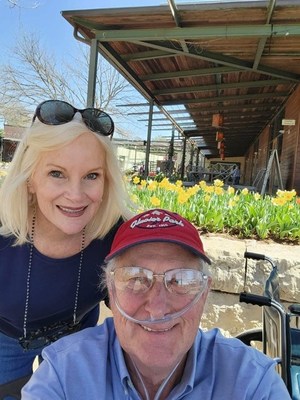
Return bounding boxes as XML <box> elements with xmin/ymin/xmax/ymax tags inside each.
<box><xmin>0</xmin><ymin>100</ymin><xmax>132</xmax><ymax>391</ymax></box>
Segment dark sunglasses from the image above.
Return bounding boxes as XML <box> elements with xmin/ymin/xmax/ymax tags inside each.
<box><xmin>32</xmin><ymin>100</ymin><xmax>114</xmax><ymax>136</ymax></box>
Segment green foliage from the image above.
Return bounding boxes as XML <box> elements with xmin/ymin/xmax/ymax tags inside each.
<box><xmin>128</xmin><ymin>177</ymin><xmax>300</xmax><ymax>243</ymax></box>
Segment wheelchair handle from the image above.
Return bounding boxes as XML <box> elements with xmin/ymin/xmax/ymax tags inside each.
<box><xmin>244</xmin><ymin>252</ymin><xmax>276</xmax><ymax>269</ymax></box>
<box><xmin>240</xmin><ymin>292</ymin><xmax>272</xmax><ymax>307</ymax></box>
<box><xmin>289</xmin><ymin>303</ymin><xmax>300</xmax><ymax>315</ymax></box>
<box><xmin>244</xmin><ymin>251</ymin><xmax>267</xmax><ymax>261</ymax></box>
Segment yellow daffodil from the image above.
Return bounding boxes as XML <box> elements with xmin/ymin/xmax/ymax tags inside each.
<box><xmin>150</xmin><ymin>196</ymin><xmax>161</xmax><ymax>206</ymax></box>
<box><xmin>271</xmin><ymin>197</ymin><xmax>286</xmax><ymax>206</ymax></box>
<box><xmin>178</xmin><ymin>193</ymin><xmax>189</xmax><ymax>204</ymax></box>
<box><xmin>227</xmin><ymin>186</ymin><xmax>235</xmax><ymax>195</ymax></box>
<box><xmin>228</xmin><ymin>199</ymin><xmax>237</xmax><ymax>208</ymax></box>
<box><xmin>214</xmin><ymin>186</ymin><xmax>224</xmax><ymax>195</ymax></box>
<box><xmin>132</xmin><ymin>176</ymin><xmax>140</xmax><ymax>185</ymax></box>
<box><xmin>204</xmin><ymin>185</ymin><xmax>214</xmax><ymax>194</ymax></box>
<box><xmin>147</xmin><ymin>180</ymin><xmax>158</xmax><ymax>191</ymax></box>
<box><xmin>130</xmin><ymin>194</ymin><xmax>139</xmax><ymax>204</ymax></box>
<box><xmin>213</xmin><ymin>179</ymin><xmax>224</xmax><ymax>187</ymax></box>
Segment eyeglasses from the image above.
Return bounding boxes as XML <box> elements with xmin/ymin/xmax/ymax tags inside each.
<box><xmin>32</xmin><ymin>100</ymin><xmax>114</xmax><ymax>136</ymax></box>
<box><xmin>109</xmin><ymin>266</ymin><xmax>208</xmax><ymax>325</ymax></box>
<box><xmin>111</xmin><ymin>267</ymin><xmax>208</xmax><ymax>296</ymax></box>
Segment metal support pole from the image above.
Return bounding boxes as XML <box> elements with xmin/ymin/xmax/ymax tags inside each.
<box><xmin>196</xmin><ymin>147</ymin><xmax>200</xmax><ymax>167</ymax></box>
<box><xmin>86</xmin><ymin>39</ymin><xmax>98</xmax><ymax>107</ymax></box>
<box><xmin>189</xmin><ymin>144</ymin><xmax>194</xmax><ymax>170</ymax></box>
<box><xmin>144</xmin><ymin>100</ymin><xmax>154</xmax><ymax>177</ymax></box>
<box><xmin>180</xmin><ymin>136</ymin><xmax>187</xmax><ymax>180</ymax></box>
<box><xmin>167</xmin><ymin>126</ymin><xmax>175</xmax><ymax>177</ymax></box>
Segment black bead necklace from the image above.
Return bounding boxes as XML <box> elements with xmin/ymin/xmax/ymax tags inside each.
<box><xmin>20</xmin><ymin>212</ymin><xmax>85</xmax><ymax>345</ymax></box>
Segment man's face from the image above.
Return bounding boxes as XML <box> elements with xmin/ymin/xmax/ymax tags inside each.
<box><xmin>109</xmin><ymin>242</ymin><xmax>211</xmax><ymax>375</ymax></box>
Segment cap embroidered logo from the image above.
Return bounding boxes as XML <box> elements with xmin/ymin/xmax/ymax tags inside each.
<box><xmin>105</xmin><ymin>208</ymin><xmax>211</xmax><ymax>264</ymax></box>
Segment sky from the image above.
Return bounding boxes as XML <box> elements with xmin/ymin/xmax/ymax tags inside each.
<box><xmin>0</xmin><ymin>0</ymin><xmax>167</xmax><ymax>63</ymax></box>
<box><xmin>0</xmin><ymin>0</ymin><xmax>175</xmax><ymax>137</ymax></box>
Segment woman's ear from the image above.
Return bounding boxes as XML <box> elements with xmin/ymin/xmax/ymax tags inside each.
<box><xmin>27</xmin><ymin>178</ymin><xmax>35</xmax><ymax>194</ymax></box>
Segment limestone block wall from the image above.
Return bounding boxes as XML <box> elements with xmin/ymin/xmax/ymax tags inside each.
<box><xmin>200</xmin><ymin>234</ymin><xmax>300</xmax><ymax>337</ymax></box>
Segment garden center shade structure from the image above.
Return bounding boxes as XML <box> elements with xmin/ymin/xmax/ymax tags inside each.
<box><xmin>62</xmin><ymin>0</ymin><xmax>300</xmax><ymax>162</ymax></box>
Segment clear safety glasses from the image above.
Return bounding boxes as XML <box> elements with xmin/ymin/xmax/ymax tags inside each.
<box><xmin>32</xmin><ymin>100</ymin><xmax>114</xmax><ymax>136</ymax></box>
<box><xmin>109</xmin><ymin>266</ymin><xmax>208</xmax><ymax>325</ymax></box>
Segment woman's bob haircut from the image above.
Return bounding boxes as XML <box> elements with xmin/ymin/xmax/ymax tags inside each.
<box><xmin>0</xmin><ymin>118</ymin><xmax>133</xmax><ymax>245</ymax></box>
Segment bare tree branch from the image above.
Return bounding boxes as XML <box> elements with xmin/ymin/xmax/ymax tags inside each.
<box><xmin>6</xmin><ymin>0</ymin><xmax>39</xmax><ymax>9</ymax></box>
<box><xmin>0</xmin><ymin>33</ymin><xmax>133</xmax><ymax>136</ymax></box>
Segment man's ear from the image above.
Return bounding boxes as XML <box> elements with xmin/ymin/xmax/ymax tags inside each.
<box><xmin>207</xmin><ymin>276</ymin><xmax>212</xmax><ymax>289</ymax></box>
<box><xmin>203</xmin><ymin>276</ymin><xmax>212</xmax><ymax>300</ymax></box>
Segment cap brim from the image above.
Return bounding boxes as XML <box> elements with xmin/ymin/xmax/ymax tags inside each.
<box><xmin>105</xmin><ymin>238</ymin><xmax>211</xmax><ymax>264</ymax></box>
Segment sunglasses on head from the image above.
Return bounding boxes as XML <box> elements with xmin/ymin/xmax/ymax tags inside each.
<box><xmin>32</xmin><ymin>100</ymin><xmax>114</xmax><ymax>136</ymax></box>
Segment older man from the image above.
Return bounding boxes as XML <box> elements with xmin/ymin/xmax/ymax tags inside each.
<box><xmin>22</xmin><ymin>209</ymin><xmax>291</xmax><ymax>399</ymax></box>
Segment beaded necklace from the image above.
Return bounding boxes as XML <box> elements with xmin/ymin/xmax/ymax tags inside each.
<box><xmin>21</xmin><ymin>212</ymin><xmax>85</xmax><ymax>340</ymax></box>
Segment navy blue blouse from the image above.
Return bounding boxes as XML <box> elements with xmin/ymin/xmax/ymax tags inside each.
<box><xmin>0</xmin><ymin>224</ymin><xmax>119</xmax><ymax>339</ymax></box>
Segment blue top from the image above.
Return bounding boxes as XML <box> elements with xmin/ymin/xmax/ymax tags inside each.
<box><xmin>22</xmin><ymin>317</ymin><xmax>291</xmax><ymax>399</ymax></box>
<box><xmin>0</xmin><ymin>224</ymin><xmax>119</xmax><ymax>339</ymax></box>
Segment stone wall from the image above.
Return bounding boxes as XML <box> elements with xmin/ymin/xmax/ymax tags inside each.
<box><xmin>201</xmin><ymin>234</ymin><xmax>300</xmax><ymax>337</ymax></box>
<box><xmin>99</xmin><ymin>234</ymin><xmax>300</xmax><ymax>338</ymax></box>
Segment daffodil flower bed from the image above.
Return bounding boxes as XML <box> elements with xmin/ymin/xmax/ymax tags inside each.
<box><xmin>0</xmin><ymin>164</ymin><xmax>299</xmax><ymax>242</ymax></box>
<box><xmin>129</xmin><ymin>177</ymin><xmax>300</xmax><ymax>242</ymax></box>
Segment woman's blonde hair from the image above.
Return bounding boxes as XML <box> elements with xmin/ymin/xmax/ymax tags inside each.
<box><xmin>0</xmin><ymin>119</ymin><xmax>133</xmax><ymax>244</ymax></box>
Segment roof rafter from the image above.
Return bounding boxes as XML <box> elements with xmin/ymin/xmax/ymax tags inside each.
<box><xmin>140</xmin><ymin>66</ymin><xmax>240</xmax><ymax>81</ymax></box>
<box><xmin>152</xmin><ymin>79</ymin><xmax>290</xmax><ymax>96</ymax></box>
<box><xmin>161</xmin><ymin>91</ymin><xmax>289</xmax><ymax>106</ymax></box>
<box><xmin>253</xmin><ymin>0</ymin><xmax>276</xmax><ymax>69</ymax></box>
<box><xmin>94</xmin><ymin>24</ymin><xmax>300</xmax><ymax>41</ymax></box>
<box><xmin>131</xmin><ymin>40</ymin><xmax>300</xmax><ymax>82</ymax></box>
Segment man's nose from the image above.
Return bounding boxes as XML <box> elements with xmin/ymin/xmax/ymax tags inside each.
<box><xmin>143</xmin><ymin>279</ymin><xmax>170</xmax><ymax>320</ymax></box>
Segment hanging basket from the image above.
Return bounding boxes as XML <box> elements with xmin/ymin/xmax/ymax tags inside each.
<box><xmin>212</xmin><ymin>113</ymin><xmax>224</xmax><ymax>128</ymax></box>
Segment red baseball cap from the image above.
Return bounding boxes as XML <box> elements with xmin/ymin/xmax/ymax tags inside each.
<box><xmin>105</xmin><ymin>208</ymin><xmax>211</xmax><ymax>264</ymax></box>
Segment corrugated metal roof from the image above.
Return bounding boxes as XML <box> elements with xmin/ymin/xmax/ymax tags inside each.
<box><xmin>62</xmin><ymin>0</ymin><xmax>300</xmax><ymax>158</ymax></box>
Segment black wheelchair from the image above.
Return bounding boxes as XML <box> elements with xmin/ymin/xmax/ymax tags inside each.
<box><xmin>236</xmin><ymin>251</ymin><xmax>300</xmax><ymax>399</ymax></box>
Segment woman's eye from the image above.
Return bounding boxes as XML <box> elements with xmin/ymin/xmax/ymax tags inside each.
<box><xmin>86</xmin><ymin>172</ymin><xmax>99</xmax><ymax>180</ymax></box>
<box><xmin>49</xmin><ymin>170</ymin><xmax>63</xmax><ymax>178</ymax></box>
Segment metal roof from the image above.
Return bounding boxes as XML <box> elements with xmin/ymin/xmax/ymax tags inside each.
<box><xmin>62</xmin><ymin>0</ymin><xmax>300</xmax><ymax>158</ymax></box>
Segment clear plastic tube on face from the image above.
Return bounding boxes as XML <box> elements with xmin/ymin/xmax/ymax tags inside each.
<box><xmin>130</xmin><ymin>354</ymin><xmax>182</xmax><ymax>400</ymax></box>
<box><xmin>110</xmin><ymin>278</ymin><xmax>208</xmax><ymax>325</ymax></box>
